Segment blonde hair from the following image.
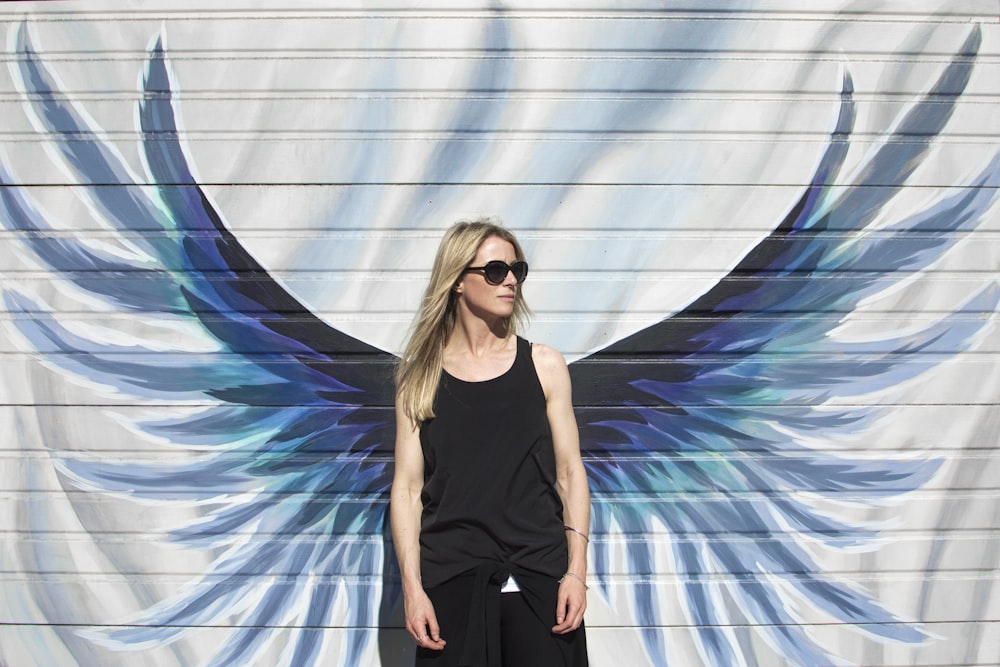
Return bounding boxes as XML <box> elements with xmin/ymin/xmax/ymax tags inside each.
<box><xmin>396</xmin><ymin>218</ymin><xmax>530</xmax><ymax>424</ymax></box>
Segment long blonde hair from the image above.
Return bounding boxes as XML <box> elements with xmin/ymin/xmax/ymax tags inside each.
<box><xmin>396</xmin><ymin>219</ymin><xmax>530</xmax><ymax>424</ymax></box>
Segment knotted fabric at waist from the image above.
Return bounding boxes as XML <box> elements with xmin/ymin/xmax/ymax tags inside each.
<box><xmin>457</xmin><ymin>561</ymin><xmax>559</xmax><ymax>667</ymax></box>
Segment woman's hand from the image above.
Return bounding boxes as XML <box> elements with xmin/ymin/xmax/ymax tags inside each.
<box><xmin>406</xmin><ymin>588</ymin><xmax>447</xmax><ymax>650</ymax></box>
<box><xmin>551</xmin><ymin>574</ymin><xmax>587</xmax><ymax>634</ymax></box>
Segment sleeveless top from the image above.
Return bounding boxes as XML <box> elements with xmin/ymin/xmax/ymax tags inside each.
<box><xmin>419</xmin><ymin>336</ymin><xmax>567</xmax><ymax>589</ymax></box>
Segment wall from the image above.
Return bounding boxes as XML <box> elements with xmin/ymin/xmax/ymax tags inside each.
<box><xmin>1</xmin><ymin>1</ymin><xmax>997</xmax><ymax>665</ymax></box>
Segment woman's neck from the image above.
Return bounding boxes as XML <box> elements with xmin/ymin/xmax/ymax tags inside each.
<box><xmin>447</xmin><ymin>312</ymin><xmax>510</xmax><ymax>359</ymax></box>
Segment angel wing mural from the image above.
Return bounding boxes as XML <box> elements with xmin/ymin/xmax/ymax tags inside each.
<box><xmin>1</xmin><ymin>11</ymin><xmax>997</xmax><ymax>667</ymax></box>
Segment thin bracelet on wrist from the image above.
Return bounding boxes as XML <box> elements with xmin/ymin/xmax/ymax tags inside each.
<box><xmin>559</xmin><ymin>571</ymin><xmax>589</xmax><ymax>589</ymax></box>
<box><xmin>563</xmin><ymin>524</ymin><xmax>590</xmax><ymax>543</ymax></box>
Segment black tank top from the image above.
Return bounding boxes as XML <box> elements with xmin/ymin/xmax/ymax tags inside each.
<box><xmin>419</xmin><ymin>336</ymin><xmax>567</xmax><ymax>589</ymax></box>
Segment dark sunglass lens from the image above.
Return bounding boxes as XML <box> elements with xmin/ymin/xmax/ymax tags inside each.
<box><xmin>510</xmin><ymin>261</ymin><xmax>528</xmax><ymax>283</ymax></box>
<box><xmin>483</xmin><ymin>261</ymin><xmax>509</xmax><ymax>284</ymax></box>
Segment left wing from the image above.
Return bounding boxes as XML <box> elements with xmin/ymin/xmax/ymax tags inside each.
<box><xmin>571</xmin><ymin>26</ymin><xmax>998</xmax><ymax>667</ymax></box>
<box><xmin>2</xmin><ymin>25</ymin><xmax>396</xmax><ymax>666</ymax></box>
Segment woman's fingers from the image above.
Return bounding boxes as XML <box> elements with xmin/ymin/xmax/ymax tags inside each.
<box><xmin>551</xmin><ymin>579</ymin><xmax>587</xmax><ymax>634</ymax></box>
<box><xmin>414</xmin><ymin>629</ymin><xmax>447</xmax><ymax>650</ymax></box>
<box><xmin>423</xmin><ymin>613</ymin><xmax>446</xmax><ymax>649</ymax></box>
<box><xmin>410</xmin><ymin>609</ymin><xmax>446</xmax><ymax>650</ymax></box>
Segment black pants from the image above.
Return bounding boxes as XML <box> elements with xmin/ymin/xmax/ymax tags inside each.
<box><xmin>415</xmin><ymin>575</ymin><xmax>588</xmax><ymax>667</ymax></box>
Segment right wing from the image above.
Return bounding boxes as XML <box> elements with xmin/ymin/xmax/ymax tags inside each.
<box><xmin>3</xmin><ymin>24</ymin><xmax>396</xmax><ymax>666</ymax></box>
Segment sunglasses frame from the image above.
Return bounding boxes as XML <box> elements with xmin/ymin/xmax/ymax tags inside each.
<box><xmin>464</xmin><ymin>260</ymin><xmax>529</xmax><ymax>285</ymax></box>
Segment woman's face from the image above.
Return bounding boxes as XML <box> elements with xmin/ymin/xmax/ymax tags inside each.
<box><xmin>456</xmin><ymin>235</ymin><xmax>520</xmax><ymax>321</ymax></box>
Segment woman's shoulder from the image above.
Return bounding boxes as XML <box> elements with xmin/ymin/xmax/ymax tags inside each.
<box><xmin>527</xmin><ymin>340</ymin><xmax>570</xmax><ymax>387</ymax></box>
<box><xmin>527</xmin><ymin>340</ymin><xmax>565</xmax><ymax>364</ymax></box>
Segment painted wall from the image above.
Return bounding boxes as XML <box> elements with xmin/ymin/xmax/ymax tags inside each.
<box><xmin>1</xmin><ymin>1</ymin><xmax>997</xmax><ymax>665</ymax></box>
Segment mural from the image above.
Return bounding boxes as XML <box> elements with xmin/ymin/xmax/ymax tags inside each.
<box><xmin>1</xmin><ymin>4</ymin><xmax>997</xmax><ymax>667</ymax></box>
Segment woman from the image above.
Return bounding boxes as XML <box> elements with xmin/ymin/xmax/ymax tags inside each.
<box><xmin>390</xmin><ymin>219</ymin><xmax>590</xmax><ymax>666</ymax></box>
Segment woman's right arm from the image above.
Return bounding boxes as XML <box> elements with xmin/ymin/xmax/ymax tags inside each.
<box><xmin>389</xmin><ymin>400</ymin><xmax>446</xmax><ymax>651</ymax></box>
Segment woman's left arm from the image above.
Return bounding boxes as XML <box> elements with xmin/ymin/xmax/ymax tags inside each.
<box><xmin>533</xmin><ymin>343</ymin><xmax>590</xmax><ymax>634</ymax></box>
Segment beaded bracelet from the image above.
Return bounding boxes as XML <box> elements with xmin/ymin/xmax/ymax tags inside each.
<box><xmin>559</xmin><ymin>572</ymin><xmax>589</xmax><ymax>589</ymax></box>
<box><xmin>563</xmin><ymin>524</ymin><xmax>590</xmax><ymax>543</ymax></box>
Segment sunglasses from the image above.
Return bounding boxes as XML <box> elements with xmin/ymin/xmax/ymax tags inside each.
<box><xmin>464</xmin><ymin>260</ymin><xmax>529</xmax><ymax>285</ymax></box>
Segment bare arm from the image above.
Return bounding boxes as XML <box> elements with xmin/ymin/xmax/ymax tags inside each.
<box><xmin>389</xmin><ymin>399</ymin><xmax>446</xmax><ymax>650</ymax></box>
<box><xmin>533</xmin><ymin>343</ymin><xmax>590</xmax><ymax>634</ymax></box>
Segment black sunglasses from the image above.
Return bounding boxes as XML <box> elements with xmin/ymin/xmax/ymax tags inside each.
<box><xmin>464</xmin><ymin>260</ymin><xmax>529</xmax><ymax>285</ymax></box>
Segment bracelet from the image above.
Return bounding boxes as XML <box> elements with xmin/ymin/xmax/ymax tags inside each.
<box><xmin>559</xmin><ymin>572</ymin><xmax>589</xmax><ymax>590</ymax></box>
<box><xmin>563</xmin><ymin>525</ymin><xmax>590</xmax><ymax>543</ymax></box>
